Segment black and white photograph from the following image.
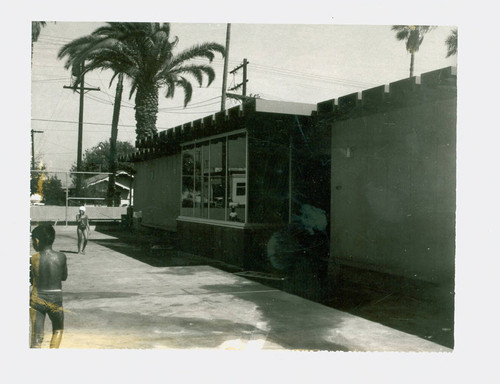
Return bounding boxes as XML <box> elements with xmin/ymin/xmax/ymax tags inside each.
<box><xmin>4</xmin><ymin>0</ymin><xmax>499</xmax><ymax>382</ymax></box>
<box><xmin>28</xmin><ymin>20</ymin><xmax>458</xmax><ymax>352</ymax></box>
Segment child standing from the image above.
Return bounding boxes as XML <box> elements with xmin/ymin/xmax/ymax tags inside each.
<box><xmin>30</xmin><ymin>224</ymin><xmax>68</xmax><ymax>348</ymax></box>
<box><xmin>76</xmin><ymin>206</ymin><xmax>90</xmax><ymax>254</ymax></box>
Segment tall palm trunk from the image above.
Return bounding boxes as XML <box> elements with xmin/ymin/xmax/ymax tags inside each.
<box><xmin>107</xmin><ymin>73</ymin><xmax>124</xmax><ymax>206</ymax></box>
<box><xmin>135</xmin><ymin>82</ymin><xmax>159</xmax><ymax>140</ymax></box>
<box><xmin>409</xmin><ymin>52</ymin><xmax>415</xmax><ymax>77</ymax></box>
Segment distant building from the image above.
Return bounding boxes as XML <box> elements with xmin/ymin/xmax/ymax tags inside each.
<box><xmin>68</xmin><ymin>170</ymin><xmax>134</xmax><ymax>206</ymax></box>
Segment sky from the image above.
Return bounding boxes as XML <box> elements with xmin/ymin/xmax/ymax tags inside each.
<box><xmin>31</xmin><ymin>22</ymin><xmax>457</xmax><ymax>172</ymax></box>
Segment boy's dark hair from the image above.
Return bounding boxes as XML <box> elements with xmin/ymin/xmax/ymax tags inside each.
<box><xmin>32</xmin><ymin>224</ymin><xmax>55</xmax><ymax>246</ymax></box>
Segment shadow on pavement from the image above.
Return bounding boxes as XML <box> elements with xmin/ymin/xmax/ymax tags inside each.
<box><xmin>92</xmin><ymin>226</ymin><xmax>453</xmax><ymax>350</ymax></box>
<box><xmin>66</xmin><ymin>306</ymin><xmax>348</xmax><ymax>350</ymax></box>
<box><xmin>325</xmin><ymin>284</ymin><xmax>454</xmax><ymax>349</ymax></box>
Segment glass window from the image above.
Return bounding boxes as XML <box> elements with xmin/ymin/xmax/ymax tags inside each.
<box><xmin>181</xmin><ymin>146</ymin><xmax>194</xmax><ymax>216</ymax></box>
<box><xmin>194</xmin><ymin>142</ymin><xmax>209</xmax><ymax>219</ymax></box>
<box><xmin>181</xmin><ymin>132</ymin><xmax>246</xmax><ymax>223</ymax></box>
<box><xmin>209</xmin><ymin>137</ymin><xmax>226</xmax><ymax>221</ymax></box>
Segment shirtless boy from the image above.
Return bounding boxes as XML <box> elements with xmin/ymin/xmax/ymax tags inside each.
<box><xmin>30</xmin><ymin>224</ymin><xmax>68</xmax><ymax>348</ymax></box>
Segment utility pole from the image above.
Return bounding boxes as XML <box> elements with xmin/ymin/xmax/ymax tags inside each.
<box><xmin>64</xmin><ymin>62</ymin><xmax>100</xmax><ymax>193</ymax></box>
<box><xmin>242</xmin><ymin>58</ymin><xmax>248</xmax><ymax>96</ymax></box>
<box><xmin>31</xmin><ymin>129</ymin><xmax>43</xmax><ymax>170</ymax></box>
<box><xmin>221</xmin><ymin>23</ymin><xmax>231</xmax><ymax>111</ymax></box>
<box><xmin>228</xmin><ymin>58</ymin><xmax>249</xmax><ymax>98</ymax></box>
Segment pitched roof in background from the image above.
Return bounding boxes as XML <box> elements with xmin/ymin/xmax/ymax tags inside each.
<box><xmin>68</xmin><ymin>171</ymin><xmax>133</xmax><ymax>190</ymax></box>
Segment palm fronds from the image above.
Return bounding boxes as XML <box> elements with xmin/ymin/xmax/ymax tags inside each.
<box><xmin>445</xmin><ymin>28</ymin><xmax>458</xmax><ymax>57</ymax></box>
<box><xmin>58</xmin><ymin>22</ymin><xmax>225</xmax><ymax>140</ymax></box>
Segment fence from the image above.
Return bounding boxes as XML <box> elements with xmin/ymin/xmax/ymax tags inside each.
<box><xmin>30</xmin><ymin>170</ymin><xmax>133</xmax><ymax>225</ymax></box>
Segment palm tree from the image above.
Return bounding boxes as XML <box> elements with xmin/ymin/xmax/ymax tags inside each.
<box><xmin>32</xmin><ymin>21</ymin><xmax>46</xmax><ymax>42</ymax></box>
<box><xmin>391</xmin><ymin>25</ymin><xmax>435</xmax><ymax>77</ymax></box>
<box><xmin>31</xmin><ymin>21</ymin><xmax>46</xmax><ymax>63</ymax></box>
<box><xmin>445</xmin><ymin>28</ymin><xmax>458</xmax><ymax>58</ymax></box>
<box><xmin>58</xmin><ymin>22</ymin><xmax>225</xmax><ymax>141</ymax></box>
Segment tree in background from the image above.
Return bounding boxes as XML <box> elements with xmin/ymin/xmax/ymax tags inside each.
<box><xmin>58</xmin><ymin>22</ymin><xmax>225</xmax><ymax>141</ymax></box>
<box><xmin>30</xmin><ymin>162</ymin><xmax>66</xmax><ymax>206</ymax></box>
<box><xmin>41</xmin><ymin>176</ymin><xmax>66</xmax><ymax>205</ymax></box>
<box><xmin>391</xmin><ymin>25</ymin><xmax>436</xmax><ymax>77</ymax></box>
<box><xmin>68</xmin><ymin>140</ymin><xmax>135</xmax><ymax>205</ymax></box>
<box><xmin>445</xmin><ymin>28</ymin><xmax>458</xmax><ymax>58</ymax></box>
<box><xmin>70</xmin><ymin>140</ymin><xmax>135</xmax><ymax>174</ymax></box>
<box><xmin>31</xmin><ymin>21</ymin><xmax>46</xmax><ymax>63</ymax></box>
<box><xmin>30</xmin><ymin>163</ymin><xmax>46</xmax><ymax>198</ymax></box>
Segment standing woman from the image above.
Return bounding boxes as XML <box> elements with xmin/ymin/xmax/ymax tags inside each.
<box><xmin>76</xmin><ymin>206</ymin><xmax>90</xmax><ymax>254</ymax></box>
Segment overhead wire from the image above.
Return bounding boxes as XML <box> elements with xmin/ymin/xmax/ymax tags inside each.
<box><xmin>35</xmin><ymin>36</ymin><xmax>376</xmax><ymax>93</ymax></box>
<box><xmin>31</xmin><ymin>118</ymin><xmax>138</xmax><ymax>130</ymax></box>
<box><xmin>32</xmin><ymin>77</ymin><xmax>69</xmax><ymax>83</ymax></box>
<box><xmin>190</xmin><ymin>56</ymin><xmax>377</xmax><ymax>89</ymax></box>
<box><xmin>81</xmin><ymin>91</ymin><xmax>223</xmax><ymax>114</ymax></box>
<box><xmin>33</xmin><ymin>29</ymin><xmax>387</xmax><ymax>140</ymax></box>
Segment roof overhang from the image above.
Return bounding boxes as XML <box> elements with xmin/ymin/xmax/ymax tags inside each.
<box><xmin>255</xmin><ymin>99</ymin><xmax>317</xmax><ymax>116</ymax></box>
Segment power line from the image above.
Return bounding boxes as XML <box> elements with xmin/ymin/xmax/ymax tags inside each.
<box><xmin>39</xmin><ymin>34</ymin><xmax>74</xmax><ymax>40</ymax></box>
<box><xmin>249</xmin><ymin>63</ymin><xmax>377</xmax><ymax>88</ymax></box>
<box><xmin>40</xmin><ymin>138</ymin><xmax>79</xmax><ymax>152</ymax></box>
<box><xmin>36</xmin><ymin>51</ymin><xmax>375</xmax><ymax>91</ymax></box>
<box><xmin>191</xmin><ymin>56</ymin><xmax>378</xmax><ymax>88</ymax></box>
<box><xmin>158</xmin><ymin>97</ymin><xmax>222</xmax><ymax>111</ymax></box>
<box><xmin>35</xmin><ymin>33</ymin><xmax>378</xmax><ymax>89</ymax></box>
<box><xmin>31</xmin><ymin>117</ymin><xmax>136</xmax><ymax>128</ymax></box>
<box><xmin>85</xmin><ymin>93</ymin><xmax>114</xmax><ymax>106</ymax></box>
<box><xmin>158</xmin><ymin>109</ymin><xmax>220</xmax><ymax>115</ymax></box>
<box><xmin>96</xmin><ymin>87</ymin><xmax>135</xmax><ymax>107</ymax></box>
<box><xmin>32</xmin><ymin>77</ymin><xmax>69</xmax><ymax>83</ymax></box>
<box><xmin>32</xmin><ymin>118</ymin><xmax>176</xmax><ymax>132</ymax></box>
<box><xmin>34</xmin><ymin>56</ymin><xmax>375</xmax><ymax>94</ymax></box>
<box><xmin>82</xmin><ymin>90</ymin><xmax>222</xmax><ymax>113</ymax></box>
<box><xmin>96</xmin><ymin>71</ymin><xmax>114</xmax><ymax>104</ymax></box>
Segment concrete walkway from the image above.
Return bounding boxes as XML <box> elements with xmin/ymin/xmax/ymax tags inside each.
<box><xmin>31</xmin><ymin>226</ymin><xmax>451</xmax><ymax>351</ymax></box>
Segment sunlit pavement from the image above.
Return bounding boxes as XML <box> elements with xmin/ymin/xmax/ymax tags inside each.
<box><xmin>31</xmin><ymin>226</ymin><xmax>451</xmax><ymax>352</ymax></box>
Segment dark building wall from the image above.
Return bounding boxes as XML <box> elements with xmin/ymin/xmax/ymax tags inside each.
<box><xmin>264</xmin><ymin>120</ymin><xmax>332</xmax><ymax>300</ymax></box>
<box><xmin>177</xmin><ymin>220</ymin><xmax>278</xmax><ymax>270</ymax></box>
<box><xmin>247</xmin><ymin>114</ymin><xmax>291</xmax><ymax>224</ymax></box>
<box><xmin>134</xmin><ymin>154</ymin><xmax>181</xmax><ymax>231</ymax></box>
<box><xmin>177</xmin><ymin>221</ymin><xmax>244</xmax><ymax>265</ymax></box>
<box><xmin>330</xmin><ymin>97</ymin><xmax>456</xmax><ymax>284</ymax></box>
<box><xmin>291</xmin><ymin>118</ymin><xmax>331</xmax><ymax>221</ymax></box>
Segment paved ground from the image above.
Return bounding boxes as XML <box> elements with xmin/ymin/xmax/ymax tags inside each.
<box><xmin>30</xmin><ymin>225</ymin><xmax>452</xmax><ymax>351</ymax></box>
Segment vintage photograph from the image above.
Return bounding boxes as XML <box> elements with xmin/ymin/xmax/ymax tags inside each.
<box><xmin>29</xmin><ymin>21</ymin><xmax>457</xmax><ymax>352</ymax></box>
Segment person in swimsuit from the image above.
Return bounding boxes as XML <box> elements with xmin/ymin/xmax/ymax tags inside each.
<box><xmin>30</xmin><ymin>224</ymin><xmax>68</xmax><ymax>348</ymax></box>
<box><xmin>76</xmin><ymin>206</ymin><xmax>90</xmax><ymax>254</ymax></box>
